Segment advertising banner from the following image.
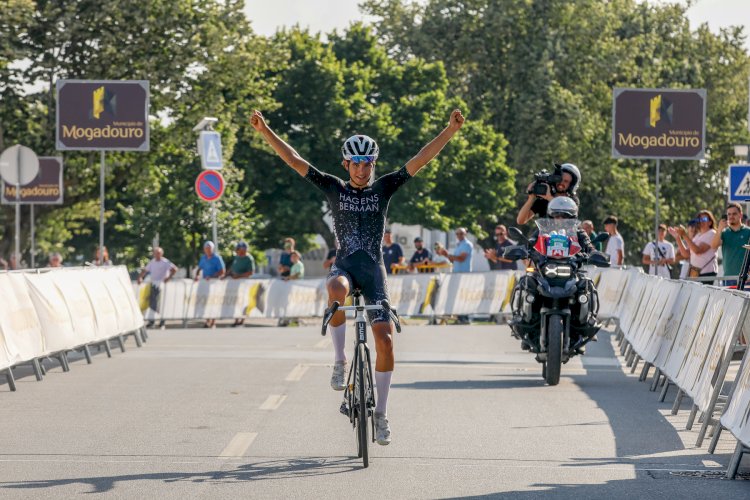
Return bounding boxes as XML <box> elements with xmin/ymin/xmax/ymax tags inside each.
<box><xmin>1</xmin><ymin>157</ymin><xmax>63</xmax><ymax>205</ymax></box>
<box><xmin>721</xmin><ymin>350</ymin><xmax>750</xmax><ymax>447</ymax></box>
<box><xmin>612</xmin><ymin>88</ymin><xmax>706</xmax><ymax>159</ymax></box>
<box><xmin>56</xmin><ymin>80</ymin><xmax>150</xmax><ymax>151</ymax></box>
<box><xmin>23</xmin><ymin>273</ymin><xmax>80</xmax><ymax>353</ymax></box>
<box><xmin>0</xmin><ymin>273</ymin><xmax>44</xmax><ymax>367</ymax></box>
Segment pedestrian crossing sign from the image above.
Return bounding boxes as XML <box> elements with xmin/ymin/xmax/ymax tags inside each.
<box><xmin>729</xmin><ymin>164</ymin><xmax>750</xmax><ymax>202</ymax></box>
<box><xmin>198</xmin><ymin>131</ymin><xmax>223</xmax><ymax>170</ymax></box>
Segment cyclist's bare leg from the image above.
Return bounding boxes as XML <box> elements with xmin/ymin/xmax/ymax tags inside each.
<box><xmin>372</xmin><ymin>321</ymin><xmax>395</xmax><ymax>418</ymax></box>
<box><xmin>326</xmin><ymin>276</ymin><xmax>349</xmax><ymax>368</ymax></box>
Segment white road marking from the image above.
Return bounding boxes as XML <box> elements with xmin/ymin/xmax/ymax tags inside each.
<box><xmin>218</xmin><ymin>432</ymin><xmax>257</xmax><ymax>459</ymax></box>
<box><xmin>285</xmin><ymin>364</ymin><xmax>309</xmax><ymax>381</ymax></box>
<box><xmin>315</xmin><ymin>338</ymin><xmax>332</xmax><ymax>349</ymax></box>
<box><xmin>259</xmin><ymin>394</ymin><xmax>287</xmax><ymax>410</ymax></box>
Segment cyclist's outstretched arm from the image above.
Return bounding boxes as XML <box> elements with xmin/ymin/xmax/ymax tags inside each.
<box><xmin>250</xmin><ymin>110</ymin><xmax>310</xmax><ymax>177</ymax></box>
<box><xmin>405</xmin><ymin>109</ymin><xmax>465</xmax><ymax>176</ymax></box>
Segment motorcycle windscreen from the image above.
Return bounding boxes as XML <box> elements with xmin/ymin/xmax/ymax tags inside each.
<box><xmin>534</xmin><ymin>218</ymin><xmax>583</xmax><ymax>257</ymax></box>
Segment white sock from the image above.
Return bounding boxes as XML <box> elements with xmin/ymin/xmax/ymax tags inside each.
<box><xmin>375</xmin><ymin>370</ymin><xmax>393</xmax><ymax>415</ymax></box>
<box><xmin>329</xmin><ymin>323</ymin><xmax>346</xmax><ymax>363</ymax></box>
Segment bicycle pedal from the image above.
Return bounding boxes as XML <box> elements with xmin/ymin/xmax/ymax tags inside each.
<box><xmin>339</xmin><ymin>401</ymin><xmax>349</xmax><ymax>416</ymax></box>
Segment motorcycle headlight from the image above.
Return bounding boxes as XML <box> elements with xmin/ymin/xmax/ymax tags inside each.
<box><xmin>543</xmin><ymin>264</ymin><xmax>572</xmax><ymax>278</ymax></box>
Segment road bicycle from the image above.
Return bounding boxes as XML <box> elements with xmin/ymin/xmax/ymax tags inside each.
<box><xmin>321</xmin><ymin>289</ymin><xmax>400</xmax><ymax>468</ymax></box>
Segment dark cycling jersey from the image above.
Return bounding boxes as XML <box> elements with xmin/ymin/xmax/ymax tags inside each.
<box><xmin>304</xmin><ymin>165</ymin><xmax>412</xmax><ymax>263</ymax></box>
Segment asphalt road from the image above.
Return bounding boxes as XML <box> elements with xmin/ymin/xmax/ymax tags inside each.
<box><xmin>0</xmin><ymin>321</ymin><xmax>748</xmax><ymax>499</ymax></box>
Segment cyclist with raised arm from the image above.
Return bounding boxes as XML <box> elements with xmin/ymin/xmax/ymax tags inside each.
<box><xmin>250</xmin><ymin>108</ymin><xmax>465</xmax><ymax>445</ymax></box>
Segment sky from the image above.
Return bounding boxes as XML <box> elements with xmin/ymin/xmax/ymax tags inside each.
<box><xmin>243</xmin><ymin>0</ymin><xmax>750</xmax><ymax>49</ymax></box>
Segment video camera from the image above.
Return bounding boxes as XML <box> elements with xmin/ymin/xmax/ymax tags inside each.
<box><xmin>528</xmin><ymin>164</ymin><xmax>564</xmax><ymax>197</ymax></box>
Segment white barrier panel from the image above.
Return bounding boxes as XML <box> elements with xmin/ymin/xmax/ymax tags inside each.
<box><xmin>111</xmin><ymin>267</ymin><xmax>145</xmax><ymax>331</ymax></box>
<box><xmin>80</xmin><ymin>271</ymin><xmax>121</xmax><ymax>342</ymax></box>
<box><xmin>24</xmin><ymin>273</ymin><xmax>80</xmax><ymax>353</ymax></box>
<box><xmin>686</xmin><ymin>291</ymin><xmax>748</xmax><ymax>412</ymax></box>
<box><xmin>625</xmin><ymin>274</ymin><xmax>661</xmax><ymax>352</ymax></box>
<box><xmin>387</xmin><ymin>273</ymin><xmax>441</xmax><ymax>316</ymax></box>
<box><xmin>721</xmin><ymin>351</ymin><xmax>750</xmax><ymax>447</ymax></box>
<box><xmin>660</xmin><ymin>285</ymin><xmax>711</xmax><ymax>382</ymax></box>
<box><xmin>264</xmin><ymin>279</ymin><xmax>326</xmax><ymax>319</ymax></box>
<box><xmin>433</xmin><ymin>272</ymin><xmax>515</xmax><ymax>316</ymax></box>
<box><xmin>48</xmin><ymin>271</ymin><xmax>99</xmax><ymax>345</ymax></box>
<box><xmin>638</xmin><ymin>280</ymin><xmax>684</xmax><ymax>364</ymax></box>
<box><xmin>596</xmin><ymin>268</ymin><xmax>630</xmax><ymax>319</ymax></box>
<box><xmin>652</xmin><ymin>281</ymin><xmax>699</xmax><ymax>369</ymax></box>
<box><xmin>0</xmin><ymin>274</ymin><xmax>44</xmax><ymax>368</ymax></box>
<box><xmin>616</xmin><ymin>270</ymin><xmax>648</xmax><ymax>335</ymax></box>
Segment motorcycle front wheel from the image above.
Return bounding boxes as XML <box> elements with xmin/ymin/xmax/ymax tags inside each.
<box><xmin>545</xmin><ymin>315</ymin><xmax>563</xmax><ymax>386</ymax></box>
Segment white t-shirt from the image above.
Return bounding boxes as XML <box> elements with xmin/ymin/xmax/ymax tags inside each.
<box><xmin>642</xmin><ymin>241</ymin><xmax>675</xmax><ymax>278</ymax></box>
<box><xmin>689</xmin><ymin>229</ymin><xmax>718</xmax><ymax>274</ymax></box>
<box><xmin>605</xmin><ymin>233</ymin><xmax>625</xmax><ymax>266</ymax></box>
<box><xmin>145</xmin><ymin>258</ymin><xmax>175</xmax><ymax>283</ymax></box>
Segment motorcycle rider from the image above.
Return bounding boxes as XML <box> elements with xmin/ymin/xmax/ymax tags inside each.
<box><xmin>517</xmin><ymin>163</ymin><xmax>581</xmax><ymax>225</ymax></box>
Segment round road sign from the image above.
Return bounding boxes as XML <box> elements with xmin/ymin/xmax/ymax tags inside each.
<box><xmin>0</xmin><ymin>145</ymin><xmax>40</xmax><ymax>186</ymax></box>
<box><xmin>195</xmin><ymin>170</ymin><xmax>225</xmax><ymax>202</ymax></box>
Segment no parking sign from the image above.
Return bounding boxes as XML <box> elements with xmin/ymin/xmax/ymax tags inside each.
<box><xmin>195</xmin><ymin>170</ymin><xmax>224</xmax><ymax>202</ymax></box>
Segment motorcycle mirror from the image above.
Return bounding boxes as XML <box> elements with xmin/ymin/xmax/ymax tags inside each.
<box><xmin>592</xmin><ymin>233</ymin><xmax>609</xmax><ymax>244</ymax></box>
<box><xmin>508</xmin><ymin>227</ymin><xmax>529</xmax><ymax>245</ymax></box>
<box><xmin>587</xmin><ymin>251</ymin><xmax>611</xmax><ymax>268</ymax></box>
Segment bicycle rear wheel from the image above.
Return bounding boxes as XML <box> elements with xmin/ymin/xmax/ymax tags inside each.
<box><xmin>356</xmin><ymin>343</ymin><xmax>369</xmax><ymax>467</ymax></box>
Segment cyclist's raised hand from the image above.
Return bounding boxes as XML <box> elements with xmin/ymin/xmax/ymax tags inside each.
<box><xmin>449</xmin><ymin>109</ymin><xmax>465</xmax><ymax>130</ymax></box>
<box><xmin>250</xmin><ymin>110</ymin><xmax>268</xmax><ymax>132</ymax></box>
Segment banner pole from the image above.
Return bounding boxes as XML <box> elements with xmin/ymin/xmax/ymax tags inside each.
<box><xmin>15</xmin><ymin>146</ymin><xmax>21</xmax><ymax>266</ymax></box>
<box><xmin>212</xmin><ymin>201</ymin><xmax>218</xmax><ymax>253</ymax></box>
<box><xmin>100</xmin><ymin>150</ymin><xmax>105</xmax><ymax>261</ymax></box>
<box><xmin>30</xmin><ymin>204</ymin><xmax>35</xmax><ymax>268</ymax></box>
<box><xmin>655</xmin><ymin>159</ymin><xmax>661</xmax><ymax>247</ymax></box>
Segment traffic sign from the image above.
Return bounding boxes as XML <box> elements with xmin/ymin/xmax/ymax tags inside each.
<box><xmin>198</xmin><ymin>131</ymin><xmax>223</xmax><ymax>169</ymax></box>
<box><xmin>728</xmin><ymin>164</ymin><xmax>750</xmax><ymax>202</ymax></box>
<box><xmin>195</xmin><ymin>170</ymin><xmax>225</xmax><ymax>202</ymax></box>
<box><xmin>0</xmin><ymin>145</ymin><xmax>40</xmax><ymax>186</ymax></box>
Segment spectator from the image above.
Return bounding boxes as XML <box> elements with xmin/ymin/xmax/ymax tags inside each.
<box><xmin>603</xmin><ymin>216</ymin><xmax>624</xmax><ymax>266</ymax></box>
<box><xmin>195</xmin><ymin>241</ymin><xmax>224</xmax><ymax>328</ymax></box>
<box><xmin>225</xmin><ymin>241</ymin><xmax>255</xmax><ymax>279</ymax></box>
<box><xmin>8</xmin><ymin>253</ymin><xmax>23</xmax><ymax>270</ymax></box>
<box><xmin>0</xmin><ymin>256</ymin><xmax>7</xmax><ymax>270</ymax></box>
<box><xmin>94</xmin><ymin>245</ymin><xmax>112</xmax><ymax>266</ymax></box>
<box><xmin>224</xmin><ymin>241</ymin><xmax>255</xmax><ymax>326</ymax></box>
<box><xmin>382</xmin><ymin>229</ymin><xmax>404</xmax><ymax>274</ymax></box>
<box><xmin>278</xmin><ymin>237</ymin><xmax>295</xmax><ymax>278</ymax></box>
<box><xmin>669</xmin><ymin>220</ymin><xmax>698</xmax><ymax>279</ymax></box>
<box><xmin>581</xmin><ymin>220</ymin><xmax>604</xmax><ymax>252</ymax></box>
<box><xmin>409</xmin><ymin>237</ymin><xmax>432</xmax><ymax>272</ymax></box>
<box><xmin>430</xmin><ymin>243</ymin><xmax>451</xmax><ymax>270</ymax></box>
<box><xmin>323</xmin><ymin>246</ymin><xmax>337</xmax><ymax>272</ymax></box>
<box><xmin>438</xmin><ymin>227</ymin><xmax>473</xmax><ymax>273</ymax></box>
<box><xmin>711</xmin><ymin>203</ymin><xmax>750</xmax><ymax>286</ymax></box>
<box><xmin>484</xmin><ymin>224</ymin><xmax>515</xmax><ymax>270</ymax></box>
<box><xmin>48</xmin><ymin>252</ymin><xmax>63</xmax><ymax>268</ymax></box>
<box><xmin>674</xmin><ymin>210</ymin><xmax>718</xmax><ymax>281</ymax></box>
<box><xmin>641</xmin><ymin>224</ymin><xmax>675</xmax><ymax>278</ymax></box>
<box><xmin>285</xmin><ymin>251</ymin><xmax>305</xmax><ymax>280</ymax></box>
<box><xmin>137</xmin><ymin>247</ymin><xmax>177</xmax><ymax>328</ymax></box>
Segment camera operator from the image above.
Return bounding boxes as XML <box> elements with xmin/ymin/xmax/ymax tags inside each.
<box><xmin>516</xmin><ymin>163</ymin><xmax>581</xmax><ymax>225</ymax></box>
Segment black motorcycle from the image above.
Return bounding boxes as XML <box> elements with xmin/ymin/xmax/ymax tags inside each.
<box><xmin>503</xmin><ymin>219</ymin><xmax>610</xmax><ymax>385</ymax></box>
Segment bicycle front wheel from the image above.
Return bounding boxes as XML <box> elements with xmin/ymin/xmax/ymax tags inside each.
<box><xmin>357</xmin><ymin>343</ymin><xmax>370</xmax><ymax>468</ymax></box>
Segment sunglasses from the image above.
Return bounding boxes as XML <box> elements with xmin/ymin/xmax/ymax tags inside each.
<box><xmin>349</xmin><ymin>155</ymin><xmax>376</xmax><ymax>164</ymax></box>
<box><xmin>698</xmin><ymin>216</ymin><xmax>710</xmax><ymax>222</ymax></box>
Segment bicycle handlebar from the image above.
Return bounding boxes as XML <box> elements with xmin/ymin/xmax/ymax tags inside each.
<box><xmin>321</xmin><ymin>300</ymin><xmax>401</xmax><ymax>335</ymax></box>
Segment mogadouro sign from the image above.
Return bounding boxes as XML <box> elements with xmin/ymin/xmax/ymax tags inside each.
<box><xmin>56</xmin><ymin>80</ymin><xmax>150</xmax><ymax>151</ymax></box>
<box><xmin>611</xmin><ymin>88</ymin><xmax>706</xmax><ymax>160</ymax></box>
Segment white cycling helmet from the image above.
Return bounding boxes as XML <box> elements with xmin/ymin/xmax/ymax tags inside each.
<box><xmin>342</xmin><ymin>135</ymin><xmax>379</xmax><ymax>161</ymax></box>
<box><xmin>547</xmin><ymin>196</ymin><xmax>579</xmax><ymax>219</ymax></box>
<box><xmin>557</xmin><ymin>163</ymin><xmax>581</xmax><ymax>194</ymax></box>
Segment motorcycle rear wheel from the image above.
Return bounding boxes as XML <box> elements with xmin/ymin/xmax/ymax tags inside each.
<box><xmin>546</xmin><ymin>315</ymin><xmax>563</xmax><ymax>386</ymax></box>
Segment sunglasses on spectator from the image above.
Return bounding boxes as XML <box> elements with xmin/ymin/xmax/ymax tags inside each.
<box><xmin>349</xmin><ymin>155</ymin><xmax>376</xmax><ymax>164</ymax></box>
<box><xmin>698</xmin><ymin>216</ymin><xmax>710</xmax><ymax>222</ymax></box>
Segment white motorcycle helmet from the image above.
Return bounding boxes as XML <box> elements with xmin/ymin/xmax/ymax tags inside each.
<box><xmin>556</xmin><ymin>163</ymin><xmax>581</xmax><ymax>194</ymax></box>
<box><xmin>547</xmin><ymin>196</ymin><xmax>579</xmax><ymax>219</ymax></box>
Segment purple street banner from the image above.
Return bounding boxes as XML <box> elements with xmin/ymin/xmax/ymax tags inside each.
<box><xmin>611</xmin><ymin>88</ymin><xmax>706</xmax><ymax>160</ymax></box>
<box><xmin>56</xmin><ymin>80</ymin><xmax>150</xmax><ymax>151</ymax></box>
<box><xmin>2</xmin><ymin>157</ymin><xmax>63</xmax><ymax>205</ymax></box>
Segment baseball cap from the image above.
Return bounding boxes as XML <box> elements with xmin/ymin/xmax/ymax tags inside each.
<box><xmin>236</xmin><ymin>241</ymin><xmax>248</xmax><ymax>249</ymax></box>
<box><xmin>414</xmin><ymin>237</ymin><xmax>423</xmax><ymax>242</ymax></box>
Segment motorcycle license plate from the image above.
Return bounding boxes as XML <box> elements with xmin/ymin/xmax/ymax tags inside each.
<box><xmin>547</xmin><ymin>234</ymin><xmax>570</xmax><ymax>257</ymax></box>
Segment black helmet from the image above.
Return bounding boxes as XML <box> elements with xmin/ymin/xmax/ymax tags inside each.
<box><xmin>547</xmin><ymin>196</ymin><xmax>579</xmax><ymax>219</ymax></box>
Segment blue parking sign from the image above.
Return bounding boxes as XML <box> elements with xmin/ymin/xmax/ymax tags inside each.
<box><xmin>199</xmin><ymin>131</ymin><xmax>223</xmax><ymax>169</ymax></box>
<box><xmin>728</xmin><ymin>164</ymin><xmax>750</xmax><ymax>202</ymax></box>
